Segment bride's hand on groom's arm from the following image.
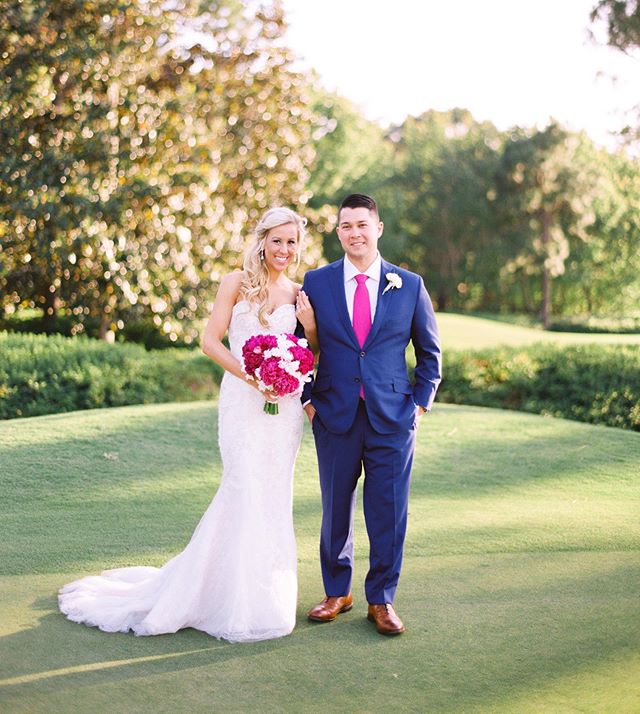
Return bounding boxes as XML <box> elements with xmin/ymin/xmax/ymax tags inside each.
<box><xmin>296</xmin><ymin>290</ymin><xmax>319</xmax><ymax>354</ymax></box>
<box><xmin>295</xmin><ymin>290</ymin><xmax>314</xmax><ymax>329</ymax></box>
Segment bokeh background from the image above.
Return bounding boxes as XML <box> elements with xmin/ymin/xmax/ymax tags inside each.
<box><xmin>1</xmin><ymin>0</ymin><xmax>639</xmax><ymax>425</ymax></box>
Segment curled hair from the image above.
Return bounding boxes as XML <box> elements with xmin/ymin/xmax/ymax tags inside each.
<box><xmin>241</xmin><ymin>207</ymin><xmax>307</xmax><ymax>326</ymax></box>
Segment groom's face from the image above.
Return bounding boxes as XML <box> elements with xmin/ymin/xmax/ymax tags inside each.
<box><xmin>336</xmin><ymin>207</ymin><xmax>383</xmax><ymax>268</ymax></box>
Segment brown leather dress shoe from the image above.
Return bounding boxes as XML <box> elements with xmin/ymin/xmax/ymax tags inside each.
<box><xmin>307</xmin><ymin>593</ymin><xmax>353</xmax><ymax>622</ymax></box>
<box><xmin>367</xmin><ymin>604</ymin><xmax>405</xmax><ymax>635</ymax></box>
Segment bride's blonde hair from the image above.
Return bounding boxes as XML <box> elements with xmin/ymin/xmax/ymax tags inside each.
<box><xmin>241</xmin><ymin>207</ymin><xmax>307</xmax><ymax>326</ymax></box>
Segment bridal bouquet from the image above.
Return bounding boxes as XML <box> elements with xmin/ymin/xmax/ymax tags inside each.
<box><xmin>241</xmin><ymin>333</ymin><xmax>314</xmax><ymax>415</ymax></box>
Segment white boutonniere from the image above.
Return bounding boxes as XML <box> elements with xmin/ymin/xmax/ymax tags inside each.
<box><xmin>382</xmin><ymin>272</ymin><xmax>403</xmax><ymax>294</ymax></box>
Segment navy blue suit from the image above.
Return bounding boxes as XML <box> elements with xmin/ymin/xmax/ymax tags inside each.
<box><xmin>301</xmin><ymin>257</ymin><xmax>441</xmax><ymax>604</ymax></box>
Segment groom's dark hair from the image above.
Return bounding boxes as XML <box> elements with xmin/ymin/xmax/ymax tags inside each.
<box><xmin>338</xmin><ymin>193</ymin><xmax>379</xmax><ymax>220</ymax></box>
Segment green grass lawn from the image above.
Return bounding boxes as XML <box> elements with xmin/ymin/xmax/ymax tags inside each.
<box><xmin>438</xmin><ymin>313</ymin><xmax>640</xmax><ymax>350</ymax></box>
<box><xmin>1</xmin><ymin>401</ymin><xmax>639</xmax><ymax>713</ymax></box>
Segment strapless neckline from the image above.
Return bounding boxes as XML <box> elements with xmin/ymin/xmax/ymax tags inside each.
<box><xmin>232</xmin><ymin>299</ymin><xmax>296</xmax><ymax>317</ymax></box>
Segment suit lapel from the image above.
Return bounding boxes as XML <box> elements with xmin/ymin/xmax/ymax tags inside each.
<box><xmin>363</xmin><ymin>259</ymin><xmax>394</xmax><ymax>348</ymax></box>
<box><xmin>328</xmin><ymin>259</ymin><xmax>360</xmax><ymax>350</ymax></box>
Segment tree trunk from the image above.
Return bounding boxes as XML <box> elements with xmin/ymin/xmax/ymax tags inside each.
<box><xmin>98</xmin><ymin>309</ymin><xmax>111</xmax><ymax>341</ymax></box>
<box><xmin>583</xmin><ymin>284</ymin><xmax>593</xmax><ymax>314</ymax></box>
<box><xmin>519</xmin><ymin>273</ymin><xmax>534</xmax><ymax>314</ymax></box>
<box><xmin>540</xmin><ymin>212</ymin><xmax>552</xmax><ymax>329</ymax></box>
<box><xmin>541</xmin><ymin>268</ymin><xmax>551</xmax><ymax>328</ymax></box>
<box><xmin>41</xmin><ymin>223</ymin><xmax>59</xmax><ymax>332</ymax></box>
<box><xmin>42</xmin><ymin>287</ymin><xmax>59</xmax><ymax>332</ymax></box>
<box><xmin>436</xmin><ymin>287</ymin><xmax>448</xmax><ymax>312</ymax></box>
<box><xmin>98</xmin><ymin>288</ymin><xmax>117</xmax><ymax>341</ymax></box>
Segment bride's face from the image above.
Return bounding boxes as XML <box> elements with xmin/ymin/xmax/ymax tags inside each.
<box><xmin>263</xmin><ymin>223</ymin><xmax>298</xmax><ymax>274</ymax></box>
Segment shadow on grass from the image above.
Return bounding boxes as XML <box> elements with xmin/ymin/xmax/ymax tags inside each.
<box><xmin>3</xmin><ymin>403</ymin><xmax>640</xmax><ymax>577</ymax></box>
<box><xmin>414</xmin><ymin>407</ymin><xmax>640</xmax><ymax>496</ymax></box>
<box><xmin>0</xmin><ymin>595</ymin><xmax>378</xmax><ymax>698</ymax></box>
<box><xmin>1</xmin><ymin>553</ymin><xmax>639</xmax><ymax>712</ymax></box>
<box><xmin>0</xmin><ymin>402</ymin><xmax>220</xmax><ymax>493</ymax></box>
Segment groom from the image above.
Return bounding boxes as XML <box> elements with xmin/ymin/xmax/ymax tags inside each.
<box><xmin>299</xmin><ymin>193</ymin><xmax>441</xmax><ymax>635</ymax></box>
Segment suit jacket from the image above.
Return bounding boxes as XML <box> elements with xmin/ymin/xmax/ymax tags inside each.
<box><xmin>301</xmin><ymin>257</ymin><xmax>441</xmax><ymax>435</ymax></box>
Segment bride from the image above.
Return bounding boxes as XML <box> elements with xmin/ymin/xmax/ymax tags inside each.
<box><xmin>59</xmin><ymin>207</ymin><xmax>316</xmax><ymax>642</ymax></box>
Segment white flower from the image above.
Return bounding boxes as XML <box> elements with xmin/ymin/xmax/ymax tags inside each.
<box><xmin>382</xmin><ymin>272</ymin><xmax>403</xmax><ymax>294</ymax></box>
<box><xmin>281</xmin><ymin>359</ymin><xmax>301</xmax><ymax>376</ymax></box>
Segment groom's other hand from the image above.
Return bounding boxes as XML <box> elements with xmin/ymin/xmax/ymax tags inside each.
<box><xmin>415</xmin><ymin>405</ymin><xmax>428</xmax><ymax>420</ymax></box>
<box><xmin>304</xmin><ymin>403</ymin><xmax>316</xmax><ymax>425</ymax></box>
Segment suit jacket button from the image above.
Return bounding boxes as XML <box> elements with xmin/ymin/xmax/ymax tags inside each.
<box><xmin>360</xmin><ymin>351</ymin><xmax>366</xmax><ymax>357</ymax></box>
<box><xmin>354</xmin><ymin>377</ymin><xmax>360</xmax><ymax>383</ymax></box>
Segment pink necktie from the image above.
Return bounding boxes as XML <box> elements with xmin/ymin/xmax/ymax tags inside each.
<box><xmin>353</xmin><ymin>274</ymin><xmax>371</xmax><ymax>347</ymax></box>
<box><xmin>353</xmin><ymin>274</ymin><xmax>371</xmax><ymax>398</ymax></box>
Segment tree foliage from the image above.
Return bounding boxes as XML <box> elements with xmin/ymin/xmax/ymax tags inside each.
<box><xmin>590</xmin><ymin>0</ymin><xmax>640</xmax><ymax>142</ymax></box>
<box><xmin>2</xmin><ymin>1</ymin><xmax>639</xmax><ymax>336</ymax></box>
<box><xmin>381</xmin><ymin>109</ymin><xmax>502</xmax><ymax>311</ymax></box>
<box><xmin>591</xmin><ymin>0</ymin><xmax>640</xmax><ymax>51</ymax></box>
<box><xmin>0</xmin><ymin>0</ymin><xmax>320</xmax><ymax>342</ymax></box>
<box><xmin>308</xmin><ymin>102</ymin><xmax>640</xmax><ymax>320</ymax></box>
<box><xmin>306</xmin><ymin>90</ymin><xmax>392</xmax><ymax>262</ymax></box>
<box><xmin>558</xmin><ymin>146</ymin><xmax>640</xmax><ymax>314</ymax></box>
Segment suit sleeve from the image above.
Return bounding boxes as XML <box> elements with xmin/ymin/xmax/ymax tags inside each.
<box><xmin>411</xmin><ymin>277</ymin><xmax>442</xmax><ymax>410</ymax></box>
<box><xmin>297</xmin><ymin>273</ymin><xmax>315</xmax><ymax>404</ymax></box>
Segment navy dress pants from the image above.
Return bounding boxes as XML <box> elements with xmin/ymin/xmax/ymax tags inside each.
<box><xmin>312</xmin><ymin>400</ymin><xmax>416</xmax><ymax>605</ymax></box>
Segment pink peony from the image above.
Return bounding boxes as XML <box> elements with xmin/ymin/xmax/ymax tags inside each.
<box><xmin>242</xmin><ymin>350</ymin><xmax>264</xmax><ymax>374</ymax></box>
<box><xmin>273</xmin><ymin>372</ymin><xmax>300</xmax><ymax>395</ymax></box>
<box><xmin>258</xmin><ymin>356</ymin><xmax>283</xmax><ymax>387</ymax></box>
<box><xmin>242</xmin><ymin>334</ymin><xmax>278</xmax><ymax>376</ymax></box>
<box><xmin>289</xmin><ymin>345</ymin><xmax>314</xmax><ymax>374</ymax></box>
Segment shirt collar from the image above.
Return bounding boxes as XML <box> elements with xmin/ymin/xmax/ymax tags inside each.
<box><xmin>343</xmin><ymin>253</ymin><xmax>381</xmax><ymax>284</ymax></box>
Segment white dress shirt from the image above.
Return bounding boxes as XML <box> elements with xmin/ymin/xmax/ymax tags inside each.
<box><xmin>343</xmin><ymin>253</ymin><xmax>381</xmax><ymax>323</ymax></box>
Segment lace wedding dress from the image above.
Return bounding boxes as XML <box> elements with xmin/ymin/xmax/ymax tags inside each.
<box><xmin>59</xmin><ymin>300</ymin><xmax>304</xmax><ymax>642</ymax></box>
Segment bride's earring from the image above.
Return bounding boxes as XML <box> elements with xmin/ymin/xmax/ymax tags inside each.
<box><xmin>259</xmin><ymin>248</ymin><xmax>265</xmax><ymax>261</ymax></box>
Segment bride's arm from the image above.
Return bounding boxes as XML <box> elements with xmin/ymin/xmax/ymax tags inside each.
<box><xmin>201</xmin><ymin>272</ymin><xmax>254</xmax><ymax>384</ymax></box>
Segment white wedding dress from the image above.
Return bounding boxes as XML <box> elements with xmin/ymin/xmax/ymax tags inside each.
<box><xmin>59</xmin><ymin>300</ymin><xmax>304</xmax><ymax>642</ymax></box>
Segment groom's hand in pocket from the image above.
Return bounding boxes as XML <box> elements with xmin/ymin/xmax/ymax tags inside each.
<box><xmin>304</xmin><ymin>403</ymin><xmax>316</xmax><ymax>425</ymax></box>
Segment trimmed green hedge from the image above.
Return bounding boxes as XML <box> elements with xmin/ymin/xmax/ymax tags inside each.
<box><xmin>2</xmin><ymin>333</ymin><xmax>639</xmax><ymax>431</ymax></box>
<box><xmin>0</xmin><ymin>311</ymin><xmax>192</xmax><ymax>349</ymax></box>
<box><xmin>547</xmin><ymin>316</ymin><xmax>640</xmax><ymax>334</ymax></box>
<box><xmin>440</xmin><ymin>344</ymin><xmax>640</xmax><ymax>431</ymax></box>
<box><xmin>0</xmin><ymin>332</ymin><xmax>222</xmax><ymax>420</ymax></box>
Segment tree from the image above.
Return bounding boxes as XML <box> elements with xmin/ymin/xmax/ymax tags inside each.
<box><xmin>496</xmin><ymin>123</ymin><xmax>600</xmax><ymax>326</ymax></box>
<box><xmin>0</xmin><ymin>0</ymin><xmax>319</xmax><ymax>342</ymax></box>
<box><xmin>590</xmin><ymin>0</ymin><xmax>640</xmax><ymax>142</ymax></box>
<box><xmin>558</xmin><ymin>144</ymin><xmax>640</xmax><ymax>315</ymax></box>
<box><xmin>381</xmin><ymin>109</ymin><xmax>502</xmax><ymax>311</ymax></box>
<box><xmin>591</xmin><ymin>0</ymin><xmax>640</xmax><ymax>51</ymax></box>
<box><xmin>306</xmin><ymin>90</ymin><xmax>391</xmax><ymax>262</ymax></box>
